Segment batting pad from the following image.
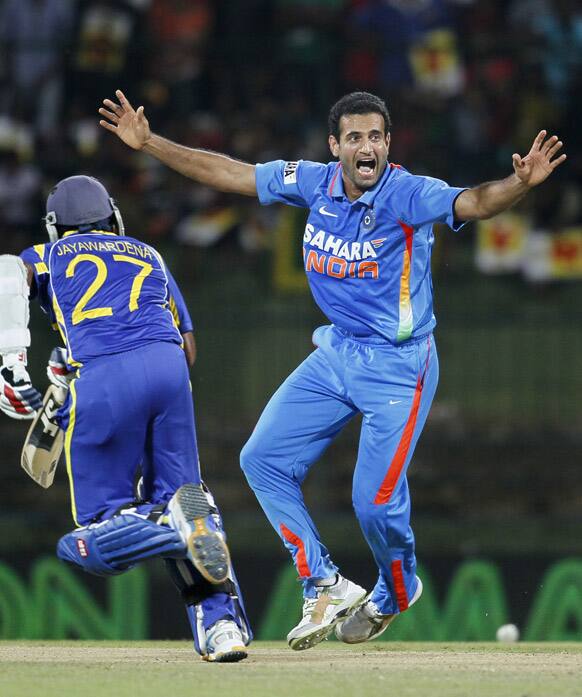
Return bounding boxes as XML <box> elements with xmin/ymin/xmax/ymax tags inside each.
<box><xmin>57</xmin><ymin>513</ymin><xmax>186</xmax><ymax>576</ymax></box>
<box><xmin>0</xmin><ymin>255</ymin><xmax>31</xmax><ymax>353</ymax></box>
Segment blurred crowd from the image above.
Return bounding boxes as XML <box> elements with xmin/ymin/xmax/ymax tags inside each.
<box><xmin>1</xmin><ymin>0</ymin><xmax>581</xmax><ymax>527</ymax></box>
<box><xmin>0</xmin><ymin>0</ymin><xmax>580</xmax><ymax>253</ymax></box>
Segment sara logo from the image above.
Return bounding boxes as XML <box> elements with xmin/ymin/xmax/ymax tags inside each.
<box><xmin>284</xmin><ymin>161</ymin><xmax>299</xmax><ymax>184</ymax></box>
<box><xmin>303</xmin><ymin>224</ymin><xmax>379</xmax><ymax>261</ymax></box>
<box><xmin>303</xmin><ymin>223</ymin><xmax>380</xmax><ymax>279</ymax></box>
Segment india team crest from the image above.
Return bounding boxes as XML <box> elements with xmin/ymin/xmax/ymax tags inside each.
<box><xmin>360</xmin><ymin>209</ymin><xmax>376</xmax><ymax>232</ymax></box>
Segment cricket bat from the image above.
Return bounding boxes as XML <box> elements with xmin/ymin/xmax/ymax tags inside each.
<box><xmin>21</xmin><ymin>384</ymin><xmax>67</xmax><ymax>488</ymax></box>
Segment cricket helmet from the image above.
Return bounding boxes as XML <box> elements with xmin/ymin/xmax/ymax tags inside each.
<box><xmin>44</xmin><ymin>175</ymin><xmax>125</xmax><ymax>242</ymax></box>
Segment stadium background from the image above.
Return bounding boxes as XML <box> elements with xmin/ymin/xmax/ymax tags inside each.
<box><xmin>0</xmin><ymin>0</ymin><xmax>581</xmax><ymax>641</ymax></box>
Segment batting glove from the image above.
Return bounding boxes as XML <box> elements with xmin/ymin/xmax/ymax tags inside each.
<box><xmin>0</xmin><ymin>351</ymin><xmax>43</xmax><ymax>420</ymax></box>
<box><xmin>47</xmin><ymin>347</ymin><xmax>74</xmax><ymax>391</ymax></box>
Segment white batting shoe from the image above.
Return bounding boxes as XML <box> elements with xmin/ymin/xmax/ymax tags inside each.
<box><xmin>203</xmin><ymin>620</ymin><xmax>248</xmax><ymax>663</ymax></box>
<box><xmin>287</xmin><ymin>574</ymin><xmax>367</xmax><ymax>651</ymax></box>
<box><xmin>335</xmin><ymin>576</ymin><xmax>423</xmax><ymax>644</ymax></box>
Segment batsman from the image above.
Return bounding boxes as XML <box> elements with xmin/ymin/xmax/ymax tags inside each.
<box><xmin>0</xmin><ymin>175</ymin><xmax>251</xmax><ymax>662</ymax></box>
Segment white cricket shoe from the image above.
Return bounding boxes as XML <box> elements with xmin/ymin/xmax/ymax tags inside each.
<box><xmin>204</xmin><ymin>620</ymin><xmax>248</xmax><ymax>663</ymax></box>
<box><xmin>167</xmin><ymin>483</ymin><xmax>230</xmax><ymax>584</ymax></box>
<box><xmin>287</xmin><ymin>575</ymin><xmax>367</xmax><ymax>651</ymax></box>
<box><xmin>335</xmin><ymin>576</ymin><xmax>423</xmax><ymax>644</ymax></box>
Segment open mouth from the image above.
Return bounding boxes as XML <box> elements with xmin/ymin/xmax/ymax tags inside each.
<box><xmin>356</xmin><ymin>158</ymin><xmax>376</xmax><ymax>177</ymax></box>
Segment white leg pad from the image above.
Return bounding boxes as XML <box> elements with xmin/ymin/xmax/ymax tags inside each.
<box><xmin>0</xmin><ymin>255</ymin><xmax>31</xmax><ymax>353</ymax></box>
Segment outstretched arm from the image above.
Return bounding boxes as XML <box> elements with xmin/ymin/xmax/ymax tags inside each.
<box><xmin>454</xmin><ymin>130</ymin><xmax>566</xmax><ymax>221</ymax></box>
<box><xmin>99</xmin><ymin>90</ymin><xmax>257</xmax><ymax>197</ymax></box>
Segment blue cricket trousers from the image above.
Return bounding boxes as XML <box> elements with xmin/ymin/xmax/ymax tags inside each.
<box><xmin>58</xmin><ymin>341</ymin><xmax>201</xmax><ymax>527</ymax></box>
<box><xmin>241</xmin><ymin>324</ymin><xmax>438</xmax><ymax>615</ymax></box>
<box><xmin>57</xmin><ymin>340</ymin><xmax>244</xmax><ymax>635</ymax></box>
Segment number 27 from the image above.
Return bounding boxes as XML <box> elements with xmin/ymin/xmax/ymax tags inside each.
<box><xmin>65</xmin><ymin>253</ymin><xmax>153</xmax><ymax>325</ymax></box>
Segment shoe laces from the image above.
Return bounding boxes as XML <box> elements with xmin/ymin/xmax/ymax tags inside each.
<box><xmin>359</xmin><ymin>600</ymin><xmax>389</xmax><ymax>626</ymax></box>
<box><xmin>363</xmin><ymin>600</ymin><xmax>381</xmax><ymax>617</ymax></box>
<box><xmin>302</xmin><ymin>596</ymin><xmax>320</xmax><ymax>618</ymax></box>
<box><xmin>302</xmin><ymin>578</ymin><xmax>341</xmax><ymax>620</ymax></box>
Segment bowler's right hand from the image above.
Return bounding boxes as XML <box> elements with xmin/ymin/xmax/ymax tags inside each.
<box><xmin>99</xmin><ymin>90</ymin><xmax>151</xmax><ymax>150</ymax></box>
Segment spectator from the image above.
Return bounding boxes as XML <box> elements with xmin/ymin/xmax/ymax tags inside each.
<box><xmin>70</xmin><ymin>0</ymin><xmax>145</xmax><ymax>115</ymax></box>
<box><xmin>0</xmin><ymin>0</ymin><xmax>74</xmax><ymax>139</ymax></box>
<box><xmin>531</xmin><ymin>0</ymin><xmax>582</xmax><ymax>102</ymax></box>
<box><xmin>145</xmin><ymin>0</ymin><xmax>214</xmax><ymax>118</ymax></box>
<box><xmin>0</xmin><ymin>145</ymin><xmax>42</xmax><ymax>248</ymax></box>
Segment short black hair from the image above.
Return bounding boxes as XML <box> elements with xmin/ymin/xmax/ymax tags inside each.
<box><xmin>328</xmin><ymin>92</ymin><xmax>392</xmax><ymax>140</ymax></box>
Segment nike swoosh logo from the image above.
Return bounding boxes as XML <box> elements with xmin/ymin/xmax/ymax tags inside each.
<box><xmin>319</xmin><ymin>206</ymin><xmax>338</xmax><ymax>218</ymax></box>
<box><xmin>389</xmin><ymin>400</ymin><xmax>402</xmax><ymax>405</ymax></box>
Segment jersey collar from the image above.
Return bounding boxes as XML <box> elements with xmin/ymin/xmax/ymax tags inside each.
<box><xmin>61</xmin><ymin>229</ymin><xmax>117</xmax><ymax>238</ymax></box>
<box><xmin>329</xmin><ymin>162</ymin><xmax>394</xmax><ymax>207</ymax></box>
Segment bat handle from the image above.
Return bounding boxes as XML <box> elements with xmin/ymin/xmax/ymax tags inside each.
<box><xmin>54</xmin><ymin>386</ymin><xmax>68</xmax><ymax>406</ymax></box>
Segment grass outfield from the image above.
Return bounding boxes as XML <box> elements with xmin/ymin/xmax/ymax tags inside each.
<box><xmin>1</xmin><ymin>641</ymin><xmax>581</xmax><ymax>697</ymax></box>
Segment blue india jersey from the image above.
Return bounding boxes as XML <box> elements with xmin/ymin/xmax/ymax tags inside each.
<box><xmin>21</xmin><ymin>232</ymin><xmax>190</xmax><ymax>365</ymax></box>
<box><xmin>256</xmin><ymin>160</ymin><xmax>466</xmax><ymax>342</ymax></box>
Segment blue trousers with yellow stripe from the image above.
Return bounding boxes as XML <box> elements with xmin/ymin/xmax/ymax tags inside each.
<box><xmin>240</xmin><ymin>325</ymin><xmax>438</xmax><ymax>615</ymax></box>
<box><xmin>57</xmin><ymin>341</ymin><xmax>201</xmax><ymax>527</ymax></box>
<box><xmin>56</xmin><ymin>340</ymin><xmax>248</xmax><ymax>637</ymax></box>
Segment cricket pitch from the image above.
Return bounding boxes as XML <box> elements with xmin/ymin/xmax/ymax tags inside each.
<box><xmin>1</xmin><ymin>641</ymin><xmax>581</xmax><ymax>697</ymax></box>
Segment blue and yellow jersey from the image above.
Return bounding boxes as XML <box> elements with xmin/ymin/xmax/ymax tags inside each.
<box><xmin>256</xmin><ymin>160</ymin><xmax>467</xmax><ymax>343</ymax></box>
<box><xmin>21</xmin><ymin>232</ymin><xmax>190</xmax><ymax>365</ymax></box>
